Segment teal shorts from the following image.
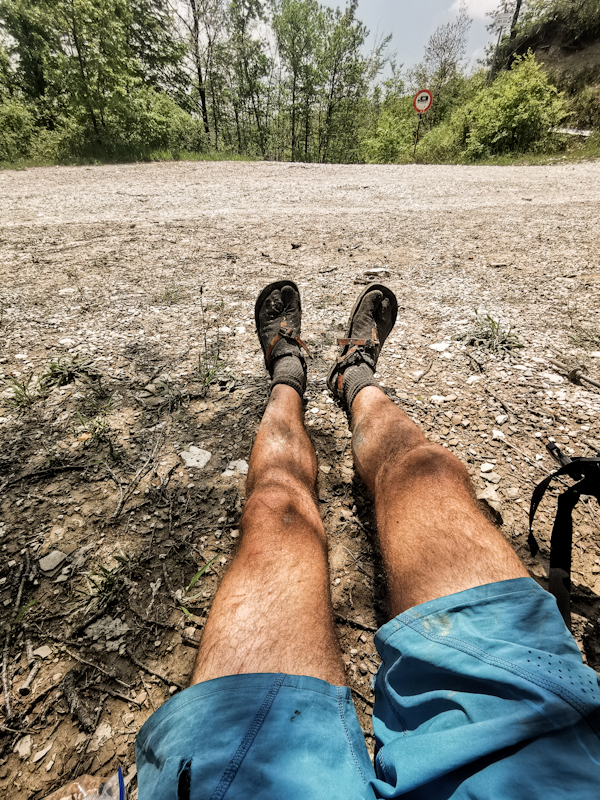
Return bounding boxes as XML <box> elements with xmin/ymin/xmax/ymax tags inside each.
<box><xmin>135</xmin><ymin>578</ymin><xmax>600</xmax><ymax>799</ymax></box>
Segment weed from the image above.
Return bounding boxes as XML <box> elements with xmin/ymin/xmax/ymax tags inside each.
<box><xmin>81</xmin><ymin>377</ymin><xmax>113</xmax><ymax>415</ymax></box>
<box><xmin>153</xmin><ymin>285</ymin><xmax>184</xmax><ymax>306</ymax></box>
<box><xmin>197</xmin><ymin>286</ymin><xmax>223</xmax><ymax>388</ymax></box>
<box><xmin>84</xmin><ymin>553</ymin><xmax>139</xmax><ymax>611</ymax></box>
<box><xmin>180</xmin><ymin>555</ymin><xmax>218</xmax><ymax>616</ymax></box>
<box><xmin>3</xmin><ymin>374</ymin><xmax>38</xmax><ymax>411</ymax></box>
<box><xmin>570</xmin><ymin>326</ymin><xmax>600</xmax><ymax>351</ymax></box>
<box><xmin>40</xmin><ymin>354</ymin><xmax>100</xmax><ymax>392</ymax></box>
<box><xmin>456</xmin><ymin>312</ymin><xmax>523</xmax><ymax>354</ymax></box>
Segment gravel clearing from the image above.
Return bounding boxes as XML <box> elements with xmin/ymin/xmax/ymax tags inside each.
<box><xmin>1</xmin><ymin>160</ymin><xmax>600</xmax><ymax>797</ymax></box>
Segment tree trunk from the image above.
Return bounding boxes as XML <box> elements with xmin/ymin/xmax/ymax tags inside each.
<box><xmin>291</xmin><ymin>73</ymin><xmax>297</xmax><ymax>161</ymax></box>
<box><xmin>190</xmin><ymin>0</ymin><xmax>210</xmax><ymax>137</ymax></box>
<box><xmin>510</xmin><ymin>0</ymin><xmax>523</xmax><ymax>39</ymax></box>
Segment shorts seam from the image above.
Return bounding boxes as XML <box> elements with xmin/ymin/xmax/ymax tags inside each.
<box><xmin>209</xmin><ymin>673</ymin><xmax>286</xmax><ymax>800</ymax></box>
<box><xmin>337</xmin><ymin>686</ymin><xmax>368</xmax><ymax>785</ymax></box>
<box><xmin>402</xmin><ymin>615</ymin><xmax>598</xmax><ymax>723</ymax></box>
<box><xmin>137</xmin><ymin>680</ymin><xmax>345</xmax><ymax>749</ymax></box>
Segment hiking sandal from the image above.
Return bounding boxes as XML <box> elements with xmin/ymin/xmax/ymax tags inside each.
<box><xmin>255</xmin><ymin>280</ymin><xmax>311</xmax><ymax>396</ymax></box>
<box><xmin>327</xmin><ymin>283</ymin><xmax>398</xmax><ymax>408</ymax></box>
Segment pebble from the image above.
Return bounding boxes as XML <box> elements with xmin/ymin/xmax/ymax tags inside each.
<box><xmin>429</xmin><ymin>341</ymin><xmax>450</xmax><ymax>352</ymax></box>
<box><xmin>506</xmin><ymin>488</ymin><xmax>520</xmax><ymax>500</ymax></box>
<box><xmin>480</xmin><ymin>463</ymin><xmax>494</xmax><ymax>473</ymax></box>
<box><xmin>495</xmin><ymin>414</ymin><xmax>508</xmax><ymax>425</ymax></box>
<box><xmin>492</xmin><ymin>429</ymin><xmax>506</xmax><ymax>441</ymax></box>
<box><xmin>222</xmin><ymin>459</ymin><xmax>249</xmax><ymax>477</ymax></box>
<box><xmin>39</xmin><ymin>550</ymin><xmax>68</xmax><ymax>574</ymax></box>
<box><xmin>14</xmin><ymin>735</ymin><xmax>32</xmax><ymax>759</ymax></box>
<box><xmin>33</xmin><ymin>645</ymin><xmax>52</xmax><ymax>659</ymax></box>
<box><xmin>180</xmin><ymin>447</ymin><xmax>212</xmax><ymax>469</ymax></box>
<box><xmin>483</xmin><ymin>472</ymin><xmax>502</xmax><ymax>484</ymax></box>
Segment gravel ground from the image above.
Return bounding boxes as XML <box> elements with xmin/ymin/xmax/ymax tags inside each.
<box><xmin>1</xmin><ymin>160</ymin><xmax>600</xmax><ymax>798</ymax></box>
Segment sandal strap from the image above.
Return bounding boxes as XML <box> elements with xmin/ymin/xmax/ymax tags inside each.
<box><xmin>265</xmin><ymin>322</ymin><xmax>311</xmax><ymax>367</ymax></box>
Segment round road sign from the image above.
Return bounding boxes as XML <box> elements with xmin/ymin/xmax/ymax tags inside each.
<box><xmin>413</xmin><ymin>89</ymin><xmax>433</xmax><ymax>114</ymax></box>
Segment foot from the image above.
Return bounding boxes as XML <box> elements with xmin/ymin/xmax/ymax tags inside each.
<box><xmin>255</xmin><ymin>281</ymin><xmax>310</xmax><ymax>397</ymax></box>
<box><xmin>328</xmin><ymin>284</ymin><xmax>397</xmax><ymax>410</ymax></box>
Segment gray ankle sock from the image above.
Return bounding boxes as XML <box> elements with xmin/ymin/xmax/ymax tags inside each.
<box><xmin>343</xmin><ymin>364</ymin><xmax>377</xmax><ymax>409</ymax></box>
<box><xmin>271</xmin><ymin>354</ymin><xmax>306</xmax><ymax>397</ymax></box>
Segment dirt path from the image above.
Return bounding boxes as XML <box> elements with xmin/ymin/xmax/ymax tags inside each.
<box><xmin>1</xmin><ymin>161</ymin><xmax>600</xmax><ymax>798</ymax></box>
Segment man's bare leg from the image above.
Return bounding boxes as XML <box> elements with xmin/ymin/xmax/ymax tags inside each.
<box><xmin>350</xmin><ymin>386</ymin><xmax>528</xmax><ymax>616</ymax></box>
<box><xmin>192</xmin><ymin>384</ymin><xmax>345</xmax><ymax>685</ymax></box>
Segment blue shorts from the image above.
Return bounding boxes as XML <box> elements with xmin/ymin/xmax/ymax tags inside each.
<box><xmin>135</xmin><ymin>578</ymin><xmax>600</xmax><ymax>799</ymax></box>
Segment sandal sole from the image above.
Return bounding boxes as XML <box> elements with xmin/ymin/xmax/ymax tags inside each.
<box><xmin>254</xmin><ymin>280</ymin><xmax>302</xmax><ymax>369</ymax></box>
<box><xmin>327</xmin><ymin>283</ymin><xmax>398</xmax><ymax>396</ymax></box>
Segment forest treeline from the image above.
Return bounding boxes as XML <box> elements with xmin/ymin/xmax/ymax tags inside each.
<box><xmin>0</xmin><ymin>0</ymin><xmax>598</xmax><ymax>165</ymax></box>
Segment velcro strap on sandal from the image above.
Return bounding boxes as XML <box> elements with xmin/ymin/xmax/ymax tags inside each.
<box><xmin>266</xmin><ymin>325</ymin><xmax>311</xmax><ymax>367</ymax></box>
<box><xmin>337</xmin><ymin>338</ymin><xmax>380</xmax><ymax>348</ymax></box>
<box><xmin>335</xmin><ymin>347</ymin><xmax>376</xmax><ymax>371</ymax></box>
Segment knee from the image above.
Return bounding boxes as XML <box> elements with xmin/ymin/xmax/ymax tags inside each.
<box><xmin>242</xmin><ymin>482</ymin><xmax>324</xmax><ymax>540</ymax></box>
<box><xmin>396</xmin><ymin>443</ymin><xmax>471</xmax><ymax>487</ymax></box>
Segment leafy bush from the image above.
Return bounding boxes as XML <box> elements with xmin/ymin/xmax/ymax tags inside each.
<box><xmin>0</xmin><ymin>99</ymin><xmax>34</xmax><ymax>161</ymax></box>
<box><xmin>415</xmin><ymin>120</ymin><xmax>459</xmax><ymax>162</ymax></box>
<box><xmin>455</xmin><ymin>53</ymin><xmax>566</xmax><ymax>157</ymax></box>
<box><xmin>361</xmin><ymin>108</ymin><xmax>416</xmax><ymax>163</ymax></box>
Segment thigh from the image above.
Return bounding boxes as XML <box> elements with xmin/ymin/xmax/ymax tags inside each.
<box><xmin>136</xmin><ymin>673</ymin><xmax>376</xmax><ymax>800</ymax></box>
<box><xmin>370</xmin><ymin>578</ymin><xmax>600</xmax><ymax>799</ymax></box>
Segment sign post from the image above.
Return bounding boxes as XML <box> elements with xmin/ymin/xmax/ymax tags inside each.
<box><xmin>488</xmin><ymin>12</ymin><xmax>513</xmax><ymax>85</ymax></box>
<box><xmin>413</xmin><ymin>89</ymin><xmax>433</xmax><ymax>155</ymax></box>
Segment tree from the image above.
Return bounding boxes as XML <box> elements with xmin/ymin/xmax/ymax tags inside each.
<box><xmin>273</xmin><ymin>0</ymin><xmax>320</xmax><ymax>161</ymax></box>
<box><xmin>408</xmin><ymin>0</ymin><xmax>472</xmax><ymax>125</ymax></box>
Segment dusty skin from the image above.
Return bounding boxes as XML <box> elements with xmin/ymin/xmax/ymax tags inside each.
<box><xmin>1</xmin><ymin>160</ymin><xmax>600</xmax><ymax>798</ymax></box>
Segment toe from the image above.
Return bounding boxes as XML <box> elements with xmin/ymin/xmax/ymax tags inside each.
<box><xmin>280</xmin><ymin>285</ymin><xmax>300</xmax><ymax>314</ymax></box>
<box><xmin>261</xmin><ymin>290</ymin><xmax>283</xmax><ymax>321</ymax></box>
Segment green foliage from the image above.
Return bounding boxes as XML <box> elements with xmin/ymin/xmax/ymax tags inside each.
<box><xmin>455</xmin><ymin>53</ymin><xmax>566</xmax><ymax>157</ymax></box>
<box><xmin>361</xmin><ymin>105</ymin><xmax>415</xmax><ymax>163</ymax></box>
<box><xmin>457</xmin><ymin>312</ymin><xmax>524</xmax><ymax>354</ymax></box>
<box><xmin>0</xmin><ymin>99</ymin><xmax>34</xmax><ymax>160</ymax></box>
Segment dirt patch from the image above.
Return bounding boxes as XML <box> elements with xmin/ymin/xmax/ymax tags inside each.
<box><xmin>1</xmin><ymin>160</ymin><xmax>600</xmax><ymax>798</ymax></box>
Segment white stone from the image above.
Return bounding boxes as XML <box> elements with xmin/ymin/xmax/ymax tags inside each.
<box><xmin>492</xmin><ymin>429</ymin><xmax>506</xmax><ymax>441</ymax></box>
<box><xmin>429</xmin><ymin>341</ymin><xmax>450</xmax><ymax>352</ymax></box>
<box><xmin>14</xmin><ymin>735</ymin><xmax>32</xmax><ymax>759</ymax></box>
<box><xmin>59</xmin><ymin>288</ymin><xmax>75</xmax><ymax>294</ymax></box>
<box><xmin>480</xmin><ymin>463</ymin><xmax>494</xmax><ymax>473</ymax></box>
<box><xmin>495</xmin><ymin>414</ymin><xmax>508</xmax><ymax>425</ymax></box>
<box><xmin>430</xmin><ymin>395</ymin><xmax>445</xmax><ymax>404</ymax></box>
<box><xmin>179</xmin><ymin>447</ymin><xmax>211</xmax><ymax>469</ymax></box>
<box><xmin>87</xmin><ymin>723</ymin><xmax>113</xmax><ymax>753</ymax></box>
<box><xmin>32</xmin><ymin>743</ymin><xmax>53</xmax><ymax>764</ymax></box>
<box><xmin>33</xmin><ymin>645</ymin><xmax>52</xmax><ymax>659</ymax></box>
<box><xmin>466</xmin><ymin>375</ymin><xmax>480</xmax><ymax>384</ymax></box>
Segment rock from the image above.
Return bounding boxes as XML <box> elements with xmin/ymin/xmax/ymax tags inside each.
<box><xmin>492</xmin><ymin>429</ymin><xmax>506</xmax><ymax>441</ymax></box>
<box><xmin>483</xmin><ymin>472</ymin><xmax>501</xmax><ymax>484</ymax></box>
<box><xmin>495</xmin><ymin>414</ymin><xmax>508</xmax><ymax>425</ymax></box>
<box><xmin>529</xmin><ymin>561</ymin><xmax>548</xmax><ymax>579</ymax></box>
<box><xmin>39</xmin><ymin>550</ymin><xmax>68</xmax><ymax>575</ymax></box>
<box><xmin>180</xmin><ymin>447</ymin><xmax>211</xmax><ymax>469</ymax></box>
<box><xmin>506</xmin><ymin>487</ymin><xmax>520</xmax><ymax>500</ymax></box>
<box><xmin>33</xmin><ymin>645</ymin><xmax>52</xmax><ymax>659</ymax></box>
<box><xmin>319</xmin><ymin>465</ymin><xmax>331</xmax><ymax>474</ymax></box>
<box><xmin>85</xmin><ymin>616</ymin><xmax>130</xmax><ymax>640</ymax></box>
<box><xmin>32</xmin><ymin>743</ymin><xmax>53</xmax><ymax>764</ymax></box>
<box><xmin>87</xmin><ymin>723</ymin><xmax>113</xmax><ymax>753</ymax></box>
<box><xmin>14</xmin><ymin>735</ymin><xmax>32</xmax><ymax>759</ymax></box>
<box><xmin>364</xmin><ymin>267</ymin><xmax>391</xmax><ymax>278</ymax></box>
<box><xmin>430</xmin><ymin>395</ymin><xmax>445</xmax><ymax>404</ymax></box>
<box><xmin>466</xmin><ymin>375</ymin><xmax>480</xmax><ymax>384</ymax></box>
<box><xmin>477</xmin><ymin>486</ymin><xmax>503</xmax><ymax>514</ymax></box>
<box><xmin>480</xmin><ymin>462</ymin><xmax>494</xmax><ymax>473</ymax></box>
<box><xmin>429</xmin><ymin>341</ymin><xmax>450</xmax><ymax>352</ymax></box>
<box><xmin>222</xmin><ymin>459</ymin><xmax>249</xmax><ymax>477</ymax></box>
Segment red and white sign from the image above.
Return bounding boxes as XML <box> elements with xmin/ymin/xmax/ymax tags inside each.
<box><xmin>413</xmin><ymin>89</ymin><xmax>433</xmax><ymax>114</ymax></box>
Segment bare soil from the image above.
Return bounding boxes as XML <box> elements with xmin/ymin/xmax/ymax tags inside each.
<box><xmin>1</xmin><ymin>160</ymin><xmax>600</xmax><ymax>799</ymax></box>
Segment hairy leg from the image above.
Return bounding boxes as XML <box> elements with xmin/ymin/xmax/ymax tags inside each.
<box><xmin>192</xmin><ymin>384</ymin><xmax>345</xmax><ymax>685</ymax></box>
<box><xmin>351</xmin><ymin>386</ymin><xmax>528</xmax><ymax>616</ymax></box>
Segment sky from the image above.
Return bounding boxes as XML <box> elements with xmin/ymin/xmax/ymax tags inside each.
<box><xmin>340</xmin><ymin>0</ymin><xmax>502</xmax><ymax>73</ymax></box>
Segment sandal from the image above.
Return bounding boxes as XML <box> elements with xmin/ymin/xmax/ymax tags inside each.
<box><xmin>255</xmin><ymin>280</ymin><xmax>311</xmax><ymax>396</ymax></box>
<box><xmin>327</xmin><ymin>284</ymin><xmax>397</xmax><ymax>407</ymax></box>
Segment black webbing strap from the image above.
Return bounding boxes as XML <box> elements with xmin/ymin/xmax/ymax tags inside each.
<box><xmin>529</xmin><ymin>457</ymin><xmax>600</xmax><ymax>630</ymax></box>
